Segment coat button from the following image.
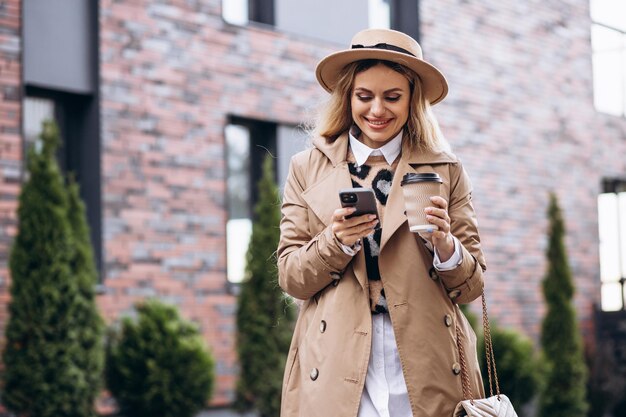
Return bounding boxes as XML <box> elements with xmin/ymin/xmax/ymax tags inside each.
<box><xmin>332</xmin><ymin>279</ymin><xmax>340</xmax><ymax>287</ymax></box>
<box><xmin>320</xmin><ymin>320</ymin><xmax>327</xmax><ymax>333</ymax></box>
<box><xmin>330</xmin><ymin>272</ymin><xmax>341</xmax><ymax>280</ymax></box>
<box><xmin>448</xmin><ymin>289</ymin><xmax>461</xmax><ymax>299</ymax></box>
<box><xmin>429</xmin><ymin>267</ymin><xmax>439</xmax><ymax>281</ymax></box>
<box><xmin>452</xmin><ymin>363</ymin><xmax>462</xmax><ymax>375</ymax></box>
<box><xmin>444</xmin><ymin>314</ymin><xmax>453</xmax><ymax>327</ymax></box>
<box><xmin>310</xmin><ymin>368</ymin><xmax>319</xmax><ymax>381</ymax></box>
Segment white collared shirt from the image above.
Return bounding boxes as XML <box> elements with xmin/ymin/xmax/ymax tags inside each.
<box><xmin>349</xmin><ymin>129</ymin><xmax>402</xmax><ymax>167</ymax></box>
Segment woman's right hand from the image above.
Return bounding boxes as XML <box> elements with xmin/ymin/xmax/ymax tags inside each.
<box><xmin>331</xmin><ymin>208</ymin><xmax>379</xmax><ymax>247</ymax></box>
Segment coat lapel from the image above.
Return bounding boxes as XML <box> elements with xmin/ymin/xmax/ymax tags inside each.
<box><xmin>380</xmin><ymin>157</ymin><xmax>415</xmax><ymax>251</ymax></box>
<box><xmin>300</xmin><ymin>133</ymin><xmax>369</xmax><ymax>291</ymax></box>
<box><xmin>380</xmin><ymin>147</ymin><xmax>457</xmax><ymax>251</ymax></box>
<box><xmin>301</xmin><ymin>162</ymin><xmax>352</xmax><ymax>227</ymax></box>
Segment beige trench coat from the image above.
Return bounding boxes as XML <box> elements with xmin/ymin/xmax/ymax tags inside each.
<box><xmin>277</xmin><ymin>132</ymin><xmax>486</xmax><ymax>417</ymax></box>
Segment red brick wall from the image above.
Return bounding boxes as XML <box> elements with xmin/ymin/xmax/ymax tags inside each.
<box><xmin>98</xmin><ymin>0</ymin><xmax>334</xmax><ymax>405</ymax></box>
<box><xmin>0</xmin><ymin>0</ymin><xmax>21</xmax><ymax>342</ymax></box>
<box><xmin>421</xmin><ymin>0</ymin><xmax>626</xmax><ymax>339</ymax></box>
<box><xmin>1</xmin><ymin>0</ymin><xmax>626</xmax><ymax>409</ymax></box>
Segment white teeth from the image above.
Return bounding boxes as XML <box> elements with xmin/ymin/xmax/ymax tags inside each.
<box><xmin>369</xmin><ymin>120</ymin><xmax>388</xmax><ymax>125</ymax></box>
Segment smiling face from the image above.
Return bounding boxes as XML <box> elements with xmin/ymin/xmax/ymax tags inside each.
<box><xmin>350</xmin><ymin>63</ymin><xmax>411</xmax><ymax>149</ymax></box>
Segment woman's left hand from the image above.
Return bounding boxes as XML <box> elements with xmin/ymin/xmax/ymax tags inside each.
<box><xmin>424</xmin><ymin>196</ymin><xmax>455</xmax><ymax>262</ymax></box>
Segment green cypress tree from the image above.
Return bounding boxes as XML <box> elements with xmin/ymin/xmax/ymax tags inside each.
<box><xmin>2</xmin><ymin>120</ymin><xmax>93</xmax><ymax>416</ymax></box>
<box><xmin>538</xmin><ymin>193</ymin><xmax>588</xmax><ymax>417</ymax></box>
<box><xmin>66</xmin><ymin>175</ymin><xmax>105</xmax><ymax>415</ymax></box>
<box><xmin>235</xmin><ymin>155</ymin><xmax>296</xmax><ymax>417</ymax></box>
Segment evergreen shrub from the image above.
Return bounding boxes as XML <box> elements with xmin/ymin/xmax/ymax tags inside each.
<box><xmin>106</xmin><ymin>300</ymin><xmax>215</xmax><ymax>417</ymax></box>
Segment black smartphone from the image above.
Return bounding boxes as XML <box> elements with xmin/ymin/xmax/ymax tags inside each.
<box><xmin>338</xmin><ymin>188</ymin><xmax>380</xmax><ymax>227</ymax></box>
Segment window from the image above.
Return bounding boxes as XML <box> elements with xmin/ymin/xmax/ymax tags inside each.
<box><xmin>590</xmin><ymin>0</ymin><xmax>626</xmax><ymax>117</ymax></box>
<box><xmin>598</xmin><ymin>179</ymin><xmax>626</xmax><ymax>311</ymax></box>
<box><xmin>225</xmin><ymin>124</ymin><xmax>253</xmax><ymax>284</ymax></box>
<box><xmin>369</xmin><ymin>0</ymin><xmax>391</xmax><ymax>29</ymax></box>
<box><xmin>222</xmin><ymin>0</ymin><xmax>248</xmax><ymax>25</ymax></box>
<box><xmin>224</xmin><ymin>118</ymin><xmax>307</xmax><ymax>284</ymax></box>
<box><xmin>222</xmin><ymin>0</ymin><xmax>274</xmax><ymax>26</ymax></box>
<box><xmin>222</xmin><ymin>0</ymin><xmax>419</xmax><ymax>44</ymax></box>
<box><xmin>225</xmin><ymin>118</ymin><xmax>277</xmax><ymax>284</ymax></box>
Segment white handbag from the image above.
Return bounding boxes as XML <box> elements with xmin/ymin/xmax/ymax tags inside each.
<box><xmin>453</xmin><ymin>394</ymin><xmax>517</xmax><ymax>417</ymax></box>
<box><xmin>452</xmin><ymin>293</ymin><xmax>519</xmax><ymax>417</ymax></box>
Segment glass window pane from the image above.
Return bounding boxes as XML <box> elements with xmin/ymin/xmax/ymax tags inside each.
<box><xmin>623</xmin><ymin>36</ymin><xmax>626</xmax><ymax>115</ymax></box>
<box><xmin>591</xmin><ymin>26</ymin><xmax>625</xmax><ymax>116</ymax></box>
<box><xmin>598</xmin><ymin>193</ymin><xmax>621</xmax><ymax>283</ymax></box>
<box><xmin>620</xmin><ymin>192</ymin><xmax>626</xmax><ymax>277</ymax></box>
<box><xmin>590</xmin><ymin>0</ymin><xmax>626</xmax><ymax>32</ymax></box>
<box><xmin>222</xmin><ymin>0</ymin><xmax>248</xmax><ymax>25</ymax></box>
<box><xmin>226</xmin><ymin>124</ymin><xmax>251</xmax><ymax>220</ymax></box>
<box><xmin>276</xmin><ymin>125</ymin><xmax>308</xmax><ymax>191</ymax></box>
<box><xmin>226</xmin><ymin>124</ymin><xmax>252</xmax><ymax>283</ymax></box>
<box><xmin>369</xmin><ymin>0</ymin><xmax>390</xmax><ymax>29</ymax></box>
<box><xmin>227</xmin><ymin>218</ymin><xmax>252</xmax><ymax>283</ymax></box>
<box><xmin>23</xmin><ymin>96</ymin><xmax>55</xmax><ymax>150</ymax></box>
<box><xmin>601</xmin><ymin>282</ymin><xmax>624</xmax><ymax>311</ymax></box>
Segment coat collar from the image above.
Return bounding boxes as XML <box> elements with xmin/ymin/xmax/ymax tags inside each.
<box><xmin>312</xmin><ymin>133</ymin><xmax>457</xmax><ymax>166</ymax></box>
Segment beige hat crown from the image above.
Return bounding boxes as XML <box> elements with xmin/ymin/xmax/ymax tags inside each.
<box><xmin>315</xmin><ymin>29</ymin><xmax>448</xmax><ymax>105</ymax></box>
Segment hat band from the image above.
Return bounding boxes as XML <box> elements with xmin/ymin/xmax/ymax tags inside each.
<box><xmin>351</xmin><ymin>42</ymin><xmax>416</xmax><ymax>57</ymax></box>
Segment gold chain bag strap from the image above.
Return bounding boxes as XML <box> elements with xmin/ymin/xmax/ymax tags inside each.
<box><xmin>452</xmin><ymin>293</ymin><xmax>518</xmax><ymax>417</ymax></box>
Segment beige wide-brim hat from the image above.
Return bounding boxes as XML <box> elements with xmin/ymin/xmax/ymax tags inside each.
<box><xmin>315</xmin><ymin>29</ymin><xmax>449</xmax><ymax>105</ymax></box>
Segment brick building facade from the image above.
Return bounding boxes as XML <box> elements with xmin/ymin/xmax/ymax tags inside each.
<box><xmin>1</xmin><ymin>0</ymin><xmax>625</xmax><ymax>408</ymax></box>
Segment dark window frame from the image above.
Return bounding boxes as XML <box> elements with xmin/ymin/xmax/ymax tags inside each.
<box><xmin>248</xmin><ymin>0</ymin><xmax>275</xmax><ymax>26</ymax></box>
<box><xmin>390</xmin><ymin>0</ymin><xmax>420</xmax><ymax>42</ymax></box>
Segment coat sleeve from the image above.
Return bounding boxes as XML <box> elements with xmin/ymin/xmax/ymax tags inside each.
<box><xmin>277</xmin><ymin>154</ymin><xmax>354</xmax><ymax>300</ymax></box>
<box><xmin>436</xmin><ymin>160</ymin><xmax>486</xmax><ymax>304</ymax></box>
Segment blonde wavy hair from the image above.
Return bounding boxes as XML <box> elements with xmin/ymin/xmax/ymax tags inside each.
<box><xmin>312</xmin><ymin>59</ymin><xmax>450</xmax><ymax>154</ymax></box>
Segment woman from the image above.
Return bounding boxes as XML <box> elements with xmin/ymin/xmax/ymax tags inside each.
<box><xmin>277</xmin><ymin>29</ymin><xmax>486</xmax><ymax>417</ymax></box>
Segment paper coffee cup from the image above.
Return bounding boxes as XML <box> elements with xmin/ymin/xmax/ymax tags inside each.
<box><xmin>400</xmin><ymin>173</ymin><xmax>443</xmax><ymax>233</ymax></box>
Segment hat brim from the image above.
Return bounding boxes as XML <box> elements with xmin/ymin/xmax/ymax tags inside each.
<box><xmin>315</xmin><ymin>49</ymin><xmax>448</xmax><ymax>105</ymax></box>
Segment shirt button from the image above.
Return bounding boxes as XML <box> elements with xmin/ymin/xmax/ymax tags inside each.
<box><xmin>310</xmin><ymin>368</ymin><xmax>319</xmax><ymax>381</ymax></box>
<box><xmin>329</xmin><ymin>272</ymin><xmax>342</xmax><ymax>280</ymax></box>
<box><xmin>444</xmin><ymin>314</ymin><xmax>453</xmax><ymax>327</ymax></box>
<box><xmin>429</xmin><ymin>267</ymin><xmax>439</xmax><ymax>281</ymax></box>
<box><xmin>320</xmin><ymin>320</ymin><xmax>327</xmax><ymax>333</ymax></box>
<box><xmin>452</xmin><ymin>363</ymin><xmax>462</xmax><ymax>375</ymax></box>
